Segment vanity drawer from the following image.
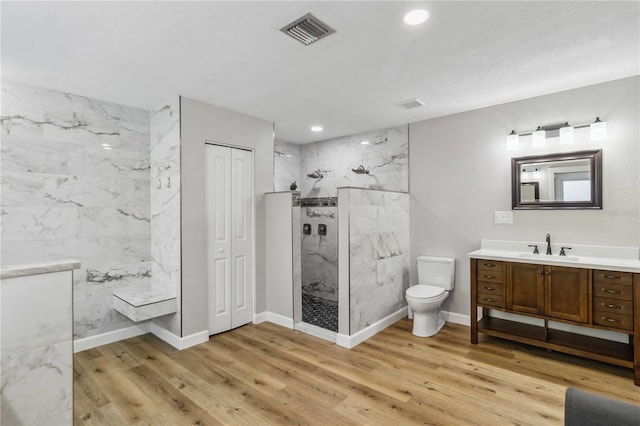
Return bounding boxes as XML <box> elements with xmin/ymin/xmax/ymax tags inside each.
<box><xmin>593</xmin><ymin>311</ymin><xmax>633</xmax><ymax>331</ymax></box>
<box><xmin>477</xmin><ymin>293</ymin><xmax>505</xmax><ymax>308</ymax></box>
<box><xmin>477</xmin><ymin>281</ymin><xmax>504</xmax><ymax>296</ymax></box>
<box><xmin>594</xmin><ymin>297</ymin><xmax>634</xmax><ymax>316</ymax></box>
<box><xmin>593</xmin><ymin>270</ymin><xmax>632</xmax><ymax>286</ymax></box>
<box><xmin>477</xmin><ymin>260</ymin><xmax>504</xmax><ymax>273</ymax></box>
<box><xmin>477</xmin><ymin>271</ymin><xmax>503</xmax><ymax>284</ymax></box>
<box><xmin>594</xmin><ymin>283</ymin><xmax>633</xmax><ymax>301</ymax></box>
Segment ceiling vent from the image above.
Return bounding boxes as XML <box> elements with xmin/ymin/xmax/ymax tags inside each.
<box><xmin>280</xmin><ymin>13</ymin><xmax>335</xmax><ymax>46</ymax></box>
<box><xmin>396</xmin><ymin>98</ymin><xmax>425</xmax><ymax>110</ymax></box>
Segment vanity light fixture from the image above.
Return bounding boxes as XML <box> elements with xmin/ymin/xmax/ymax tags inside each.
<box><xmin>404</xmin><ymin>9</ymin><xmax>429</xmax><ymax>25</ymax></box>
<box><xmin>506</xmin><ymin>117</ymin><xmax>606</xmax><ymax>150</ymax></box>
<box><xmin>590</xmin><ymin>117</ymin><xmax>607</xmax><ymax>141</ymax></box>
<box><xmin>506</xmin><ymin>130</ymin><xmax>519</xmax><ymax>151</ymax></box>
<box><xmin>311</xmin><ymin>125</ymin><xmax>323</xmax><ymax>132</ymax></box>
<box><xmin>531</xmin><ymin>126</ymin><xmax>546</xmax><ymax>147</ymax></box>
<box><xmin>559</xmin><ymin>122</ymin><xmax>575</xmax><ymax>145</ymax></box>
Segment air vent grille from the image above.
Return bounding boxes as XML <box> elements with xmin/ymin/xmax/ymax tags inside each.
<box><xmin>281</xmin><ymin>13</ymin><xmax>335</xmax><ymax>46</ymax></box>
<box><xmin>396</xmin><ymin>98</ymin><xmax>425</xmax><ymax>110</ymax></box>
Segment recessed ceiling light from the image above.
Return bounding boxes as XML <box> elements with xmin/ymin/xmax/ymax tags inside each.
<box><xmin>404</xmin><ymin>9</ymin><xmax>429</xmax><ymax>25</ymax></box>
<box><xmin>311</xmin><ymin>125</ymin><xmax>323</xmax><ymax>132</ymax></box>
<box><xmin>361</xmin><ymin>140</ymin><xmax>370</xmax><ymax>145</ymax></box>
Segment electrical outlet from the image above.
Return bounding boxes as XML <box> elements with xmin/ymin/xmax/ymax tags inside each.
<box><xmin>494</xmin><ymin>211</ymin><xmax>513</xmax><ymax>224</ymax></box>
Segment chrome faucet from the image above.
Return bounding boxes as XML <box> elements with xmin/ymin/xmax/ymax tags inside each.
<box><xmin>546</xmin><ymin>233</ymin><xmax>552</xmax><ymax>255</ymax></box>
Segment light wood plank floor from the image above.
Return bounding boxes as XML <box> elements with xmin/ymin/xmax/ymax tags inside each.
<box><xmin>74</xmin><ymin>319</ymin><xmax>640</xmax><ymax>425</ymax></box>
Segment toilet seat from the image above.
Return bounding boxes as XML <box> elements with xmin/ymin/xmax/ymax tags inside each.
<box><xmin>406</xmin><ymin>284</ymin><xmax>445</xmax><ymax>300</ymax></box>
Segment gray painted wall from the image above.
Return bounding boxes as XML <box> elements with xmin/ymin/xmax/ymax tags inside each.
<box><xmin>180</xmin><ymin>97</ymin><xmax>274</xmax><ymax>335</ymax></box>
<box><xmin>409</xmin><ymin>76</ymin><xmax>640</xmax><ymax>318</ymax></box>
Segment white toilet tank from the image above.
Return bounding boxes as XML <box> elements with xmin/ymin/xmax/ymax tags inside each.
<box><xmin>417</xmin><ymin>256</ymin><xmax>455</xmax><ymax>290</ymax></box>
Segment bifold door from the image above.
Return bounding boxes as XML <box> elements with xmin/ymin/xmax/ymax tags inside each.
<box><xmin>206</xmin><ymin>144</ymin><xmax>253</xmax><ymax>335</ymax></box>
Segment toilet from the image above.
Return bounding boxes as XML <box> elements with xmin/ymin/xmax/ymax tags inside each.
<box><xmin>405</xmin><ymin>256</ymin><xmax>455</xmax><ymax>337</ymax></box>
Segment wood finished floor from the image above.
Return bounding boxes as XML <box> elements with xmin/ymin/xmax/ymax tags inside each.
<box><xmin>74</xmin><ymin>319</ymin><xmax>640</xmax><ymax>425</ymax></box>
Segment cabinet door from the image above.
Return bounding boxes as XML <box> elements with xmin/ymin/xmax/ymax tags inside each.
<box><xmin>545</xmin><ymin>266</ymin><xmax>588</xmax><ymax>323</ymax></box>
<box><xmin>507</xmin><ymin>262</ymin><xmax>544</xmax><ymax>315</ymax></box>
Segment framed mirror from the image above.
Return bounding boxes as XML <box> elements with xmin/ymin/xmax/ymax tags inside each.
<box><xmin>512</xmin><ymin>149</ymin><xmax>602</xmax><ymax>209</ymax></box>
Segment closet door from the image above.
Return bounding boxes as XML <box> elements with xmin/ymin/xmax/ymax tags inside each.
<box><xmin>230</xmin><ymin>148</ymin><xmax>253</xmax><ymax>328</ymax></box>
<box><xmin>206</xmin><ymin>144</ymin><xmax>254</xmax><ymax>335</ymax></box>
<box><xmin>207</xmin><ymin>145</ymin><xmax>232</xmax><ymax>334</ymax></box>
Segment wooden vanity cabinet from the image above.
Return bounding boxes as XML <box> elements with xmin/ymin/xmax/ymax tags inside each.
<box><xmin>505</xmin><ymin>262</ymin><xmax>589</xmax><ymax>322</ymax></box>
<box><xmin>544</xmin><ymin>266</ymin><xmax>589</xmax><ymax>323</ymax></box>
<box><xmin>470</xmin><ymin>258</ymin><xmax>640</xmax><ymax>386</ymax></box>
<box><xmin>506</xmin><ymin>262</ymin><xmax>543</xmax><ymax>315</ymax></box>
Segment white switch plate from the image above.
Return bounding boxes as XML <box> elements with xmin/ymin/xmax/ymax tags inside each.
<box><xmin>494</xmin><ymin>211</ymin><xmax>513</xmax><ymax>224</ymax></box>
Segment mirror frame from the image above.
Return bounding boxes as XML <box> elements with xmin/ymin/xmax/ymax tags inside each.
<box><xmin>511</xmin><ymin>149</ymin><xmax>602</xmax><ymax>210</ymax></box>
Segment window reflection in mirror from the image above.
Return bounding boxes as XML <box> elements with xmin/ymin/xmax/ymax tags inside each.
<box><xmin>512</xmin><ymin>150</ymin><xmax>602</xmax><ymax>209</ymax></box>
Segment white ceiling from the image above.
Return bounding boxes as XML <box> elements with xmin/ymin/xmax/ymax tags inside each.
<box><xmin>2</xmin><ymin>1</ymin><xmax>638</xmax><ymax>144</ymax></box>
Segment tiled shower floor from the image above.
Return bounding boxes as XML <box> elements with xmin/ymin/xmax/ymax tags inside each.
<box><xmin>302</xmin><ymin>293</ymin><xmax>338</xmax><ymax>332</ymax></box>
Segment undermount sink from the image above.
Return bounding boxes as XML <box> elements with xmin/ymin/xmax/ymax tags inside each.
<box><xmin>517</xmin><ymin>253</ymin><xmax>580</xmax><ymax>262</ymax></box>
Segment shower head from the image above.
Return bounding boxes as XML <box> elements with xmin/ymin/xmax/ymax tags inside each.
<box><xmin>351</xmin><ymin>165</ymin><xmax>369</xmax><ymax>175</ymax></box>
<box><xmin>306</xmin><ymin>169</ymin><xmax>324</xmax><ymax>179</ymax></box>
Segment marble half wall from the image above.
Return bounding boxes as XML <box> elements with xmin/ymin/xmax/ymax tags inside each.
<box><xmin>0</xmin><ymin>80</ymin><xmax>151</xmax><ymax>339</ymax></box>
<box><xmin>149</xmin><ymin>100</ymin><xmax>181</xmax><ymax>336</ymax></box>
<box><xmin>343</xmin><ymin>188</ymin><xmax>410</xmax><ymax>334</ymax></box>
<box><xmin>299</xmin><ymin>125</ymin><xmax>408</xmax><ymax>198</ymax></box>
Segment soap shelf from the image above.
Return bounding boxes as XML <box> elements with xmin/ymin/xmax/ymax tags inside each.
<box><xmin>112</xmin><ymin>285</ymin><xmax>177</xmax><ymax>322</ymax></box>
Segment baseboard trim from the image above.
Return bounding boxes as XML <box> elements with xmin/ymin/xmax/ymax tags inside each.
<box><xmin>74</xmin><ymin>324</ymin><xmax>150</xmax><ymax>353</ymax></box>
<box><xmin>264</xmin><ymin>312</ymin><xmax>294</xmax><ymax>329</ymax></box>
<box><xmin>150</xmin><ymin>324</ymin><xmax>209</xmax><ymax>350</ymax></box>
<box><xmin>253</xmin><ymin>311</ymin><xmax>268</xmax><ymax>324</ymax></box>
<box><xmin>443</xmin><ymin>310</ymin><xmax>470</xmax><ymax>326</ymax></box>
<box><xmin>336</xmin><ymin>306</ymin><xmax>407</xmax><ymax>349</ymax></box>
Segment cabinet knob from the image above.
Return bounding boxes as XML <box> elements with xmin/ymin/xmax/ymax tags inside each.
<box><xmin>483</xmin><ymin>286</ymin><xmax>495</xmax><ymax>291</ymax></box>
<box><xmin>601</xmin><ymin>317</ymin><xmax>622</xmax><ymax>323</ymax></box>
<box><xmin>601</xmin><ymin>288</ymin><xmax>622</xmax><ymax>295</ymax></box>
<box><xmin>484</xmin><ymin>275</ymin><xmax>495</xmax><ymax>279</ymax></box>
<box><xmin>483</xmin><ymin>298</ymin><xmax>496</xmax><ymax>302</ymax></box>
<box><xmin>483</xmin><ymin>263</ymin><xmax>496</xmax><ymax>268</ymax></box>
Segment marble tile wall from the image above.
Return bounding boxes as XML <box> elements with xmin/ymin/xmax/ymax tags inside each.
<box><xmin>301</xmin><ymin>205</ymin><xmax>338</xmax><ymax>302</ymax></box>
<box><xmin>274</xmin><ymin>141</ymin><xmax>301</xmax><ymax>191</ymax></box>
<box><xmin>149</xmin><ymin>100</ymin><xmax>181</xmax><ymax>335</ymax></box>
<box><xmin>1</xmin><ymin>268</ymin><xmax>74</xmax><ymax>425</ymax></box>
<box><xmin>346</xmin><ymin>188</ymin><xmax>410</xmax><ymax>334</ymax></box>
<box><xmin>299</xmin><ymin>125</ymin><xmax>408</xmax><ymax>198</ymax></box>
<box><xmin>0</xmin><ymin>80</ymin><xmax>151</xmax><ymax>339</ymax></box>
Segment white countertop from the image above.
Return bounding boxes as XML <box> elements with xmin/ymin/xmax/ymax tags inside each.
<box><xmin>468</xmin><ymin>240</ymin><xmax>640</xmax><ymax>273</ymax></box>
<box><xmin>1</xmin><ymin>260</ymin><xmax>81</xmax><ymax>279</ymax></box>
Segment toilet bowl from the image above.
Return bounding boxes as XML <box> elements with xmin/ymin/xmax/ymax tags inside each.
<box><xmin>406</xmin><ymin>256</ymin><xmax>455</xmax><ymax>337</ymax></box>
<box><xmin>406</xmin><ymin>285</ymin><xmax>449</xmax><ymax>337</ymax></box>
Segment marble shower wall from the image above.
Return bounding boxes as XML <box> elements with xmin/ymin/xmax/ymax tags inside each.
<box><xmin>149</xmin><ymin>100</ymin><xmax>181</xmax><ymax>335</ymax></box>
<box><xmin>274</xmin><ymin>141</ymin><xmax>301</xmax><ymax>191</ymax></box>
<box><xmin>346</xmin><ymin>188</ymin><xmax>410</xmax><ymax>334</ymax></box>
<box><xmin>299</xmin><ymin>125</ymin><xmax>408</xmax><ymax>198</ymax></box>
<box><xmin>301</xmin><ymin>206</ymin><xmax>338</xmax><ymax>301</ymax></box>
<box><xmin>0</xmin><ymin>80</ymin><xmax>151</xmax><ymax>339</ymax></box>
